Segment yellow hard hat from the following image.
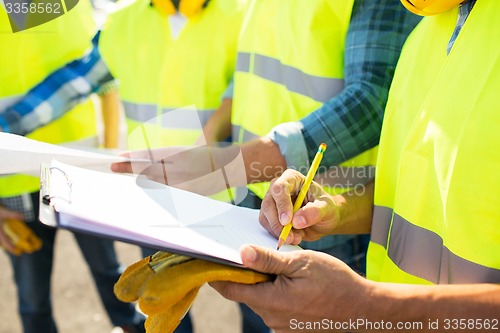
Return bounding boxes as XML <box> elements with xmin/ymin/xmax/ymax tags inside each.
<box><xmin>151</xmin><ymin>0</ymin><xmax>207</xmax><ymax>18</ymax></box>
<box><xmin>400</xmin><ymin>0</ymin><xmax>464</xmax><ymax>16</ymax></box>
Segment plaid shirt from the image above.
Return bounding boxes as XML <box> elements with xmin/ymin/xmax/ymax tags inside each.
<box><xmin>0</xmin><ymin>34</ymin><xmax>115</xmax><ymax>136</ymax></box>
<box><xmin>0</xmin><ymin>34</ymin><xmax>114</xmax><ymax>218</ymax></box>
<box><xmin>268</xmin><ymin>0</ymin><xmax>422</xmax><ymax>169</ymax></box>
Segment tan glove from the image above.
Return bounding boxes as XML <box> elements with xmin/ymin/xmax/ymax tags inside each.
<box><xmin>114</xmin><ymin>252</ymin><xmax>271</xmax><ymax>333</ymax></box>
<box><xmin>1</xmin><ymin>219</ymin><xmax>42</xmax><ymax>256</ymax></box>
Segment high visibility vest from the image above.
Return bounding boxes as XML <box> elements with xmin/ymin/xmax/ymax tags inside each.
<box><xmin>368</xmin><ymin>0</ymin><xmax>500</xmax><ymax>284</ymax></box>
<box><xmin>231</xmin><ymin>0</ymin><xmax>377</xmax><ymax>199</ymax></box>
<box><xmin>0</xmin><ymin>2</ymin><xmax>97</xmax><ymax>197</ymax></box>
<box><xmin>99</xmin><ymin>0</ymin><xmax>246</xmax><ymax>149</ymax></box>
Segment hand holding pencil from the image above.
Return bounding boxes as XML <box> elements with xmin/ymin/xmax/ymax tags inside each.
<box><xmin>276</xmin><ymin>143</ymin><xmax>327</xmax><ymax>249</ymax></box>
<box><xmin>257</xmin><ymin>143</ymin><xmax>340</xmax><ymax>249</ymax></box>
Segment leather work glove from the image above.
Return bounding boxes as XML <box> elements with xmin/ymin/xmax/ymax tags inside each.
<box><xmin>114</xmin><ymin>251</ymin><xmax>271</xmax><ymax>333</ymax></box>
<box><xmin>0</xmin><ymin>219</ymin><xmax>42</xmax><ymax>256</ymax></box>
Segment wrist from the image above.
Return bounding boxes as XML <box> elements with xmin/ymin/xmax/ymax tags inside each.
<box><xmin>241</xmin><ymin>137</ymin><xmax>286</xmax><ymax>184</ymax></box>
<box><xmin>201</xmin><ymin>128</ymin><xmax>221</xmax><ymax>144</ymax></box>
<box><xmin>330</xmin><ymin>193</ymin><xmax>347</xmax><ymax>233</ymax></box>
<box><xmin>329</xmin><ymin>181</ymin><xmax>374</xmax><ymax>235</ymax></box>
<box><xmin>355</xmin><ymin>278</ymin><xmax>380</xmax><ymax>324</ymax></box>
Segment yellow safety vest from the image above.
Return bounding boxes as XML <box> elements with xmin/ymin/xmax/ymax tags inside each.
<box><xmin>368</xmin><ymin>0</ymin><xmax>500</xmax><ymax>284</ymax></box>
<box><xmin>232</xmin><ymin>0</ymin><xmax>377</xmax><ymax>199</ymax></box>
<box><xmin>0</xmin><ymin>1</ymin><xmax>97</xmax><ymax>197</ymax></box>
<box><xmin>99</xmin><ymin>0</ymin><xmax>247</xmax><ymax>149</ymax></box>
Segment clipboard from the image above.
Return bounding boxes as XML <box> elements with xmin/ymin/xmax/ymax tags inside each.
<box><xmin>39</xmin><ymin>163</ymin><xmax>58</xmax><ymax>228</ymax></box>
<box><xmin>38</xmin><ymin>163</ymin><xmax>57</xmax><ymax>228</ymax></box>
<box><xmin>39</xmin><ymin>160</ymin><xmax>300</xmax><ymax>266</ymax></box>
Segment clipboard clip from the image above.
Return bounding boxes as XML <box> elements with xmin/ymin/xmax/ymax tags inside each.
<box><xmin>40</xmin><ymin>165</ymin><xmax>72</xmax><ymax>205</ymax></box>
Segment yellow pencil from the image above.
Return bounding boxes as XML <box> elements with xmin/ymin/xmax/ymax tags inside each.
<box><xmin>277</xmin><ymin>143</ymin><xmax>327</xmax><ymax>250</ymax></box>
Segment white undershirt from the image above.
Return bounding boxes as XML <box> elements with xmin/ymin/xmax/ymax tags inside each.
<box><xmin>168</xmin><ymin>12</ymin><xmax>188</xmax><ymax>40</ymax></box>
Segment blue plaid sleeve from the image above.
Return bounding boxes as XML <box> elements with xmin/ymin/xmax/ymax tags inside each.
<box><xmin>302</xmin><ymin>0</ymin><xmax>421</xmax><ymax>166</ymax></box>
<box><xmin>269</xmin><ymin>0</ymin><xmax>421</xmax><ymax>168</ymax></box>
<box><xmin>0</xmin><ymin>32</ymin><xmax>114</xmax><ymax>135</ymax></box>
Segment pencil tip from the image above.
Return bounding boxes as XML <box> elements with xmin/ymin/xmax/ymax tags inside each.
<box><xmin>276</xmin><ymin>238</ymin><xmax>284</xmax><ymax>250</ymax></box>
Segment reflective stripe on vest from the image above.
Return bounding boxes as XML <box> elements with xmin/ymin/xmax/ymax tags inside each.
<box><xmin>0</xmin><ymin>2</ymin><xmax>97</xmax><ymax>197</ymax></box>
<box><xmin>100</xmin><ymin>0</ymin><xmax>246</xmax><ymax>149</ymax></box>
<box><xmin>371</xmin><ymin>206</ymin><xmax>500</xmax><ymax>284</ymax></box>
<box><xmin>124</xmin><ymin>101</ymin><xmax>217</xmax><ymax>148</ymax></box>
<box><xmin>231</xmin><ymin>124</ymin><xmax>259</xmax><ymax>143</ymax></box>
<box><xmin>236</xmin><ymin>52</ymin><xmax>345</xmax><ymax>103</ymax></box>
<box><xmin>232</xmin><ymin>0</ymin><xmax>354</xmax><ymax>144</ymax></box>
<box><xmin>368</xmin><ymin>0</ymin><xmax>500</xmax><ymax>284</ymax></box>
<box><xmin>123</xmin><ymin>102</ymin><xmax>215</xmax><ymax>129</ymax></box>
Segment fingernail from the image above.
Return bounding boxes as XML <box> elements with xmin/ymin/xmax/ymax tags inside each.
<box><xmin>294</xmin><ymin>216</ymin><xmax>306</xmax><ymax>228</ymax></box>
<box><xmin>280</xmin><ymin>213</ymin><xmax>289</xmax><ymax>225</ymax></box>
<box><xmin>241</xmin><ymin>246</ymin><xmax>257</xmax><ymax>263</ymax></box>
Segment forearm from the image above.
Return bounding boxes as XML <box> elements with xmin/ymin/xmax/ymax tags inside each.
<box><xmin>362</xmin><ymin>281</ymin><xmax>500</xmax><ymax>332</ymax></box>
<box><xmin>100</xmin><ymin>90</ymin><xmax>120</xmax><ymax>149</ymax></box>
<box><xmin>240</xmin><ymin>137</ymin><xmax>287</xmax><ymax>184</ymax></box>
<box><xmin>202</xmin><ymin>98</ymin><xmax>232</xmax><ymax>143</ymax></box>
<box><xmin>331</xmin><ymin>179</ymin><xmax>374</xmax><ymax>235</ymax></box>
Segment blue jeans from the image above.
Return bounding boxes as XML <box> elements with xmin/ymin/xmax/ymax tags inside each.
<box><xmin>7</xmin><ymin>192</ymin><xmax>145</xmax><ymax>333</ymax></box>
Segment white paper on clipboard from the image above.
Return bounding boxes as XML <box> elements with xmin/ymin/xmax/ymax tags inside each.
<box><xmin>0</xmin><ymin>132</ymin><xmax>148</xmax><ymax>176</ymax></box>
<box><xmin>39</xmin><ymin>160</ymin><xmax>300</xmax><ymax>266</ymax></box>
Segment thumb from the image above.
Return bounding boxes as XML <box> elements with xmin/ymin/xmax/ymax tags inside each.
<box><xmin>240</xmin><ymin>245</ymin><xmax>292</xmax><ymax>275</ymax></box>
